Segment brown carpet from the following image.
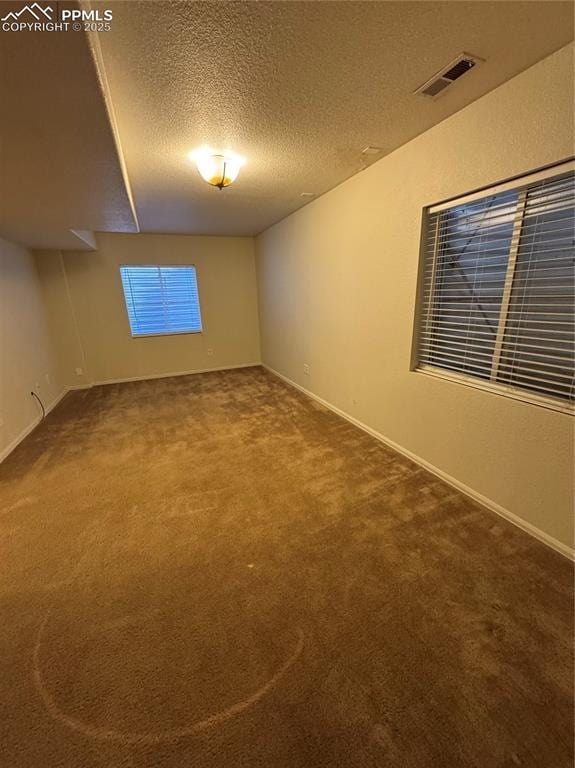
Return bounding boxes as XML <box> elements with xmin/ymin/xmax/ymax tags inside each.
<box><xmin>0</xmin><ymin>366</ymin><xmax>572</xmax><ymax>768</ymax></box>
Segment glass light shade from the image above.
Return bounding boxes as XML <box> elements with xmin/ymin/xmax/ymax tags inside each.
<box><xmin>195</xmin><ymin>151</ymin><xmax>243</xmax><ymax>188</ymax></box>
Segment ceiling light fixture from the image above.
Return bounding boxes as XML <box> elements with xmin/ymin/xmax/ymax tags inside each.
<box><xmin>190</xmin><ymin>147</ymin><xmax>245</xmax><ymax>190</ymax></box>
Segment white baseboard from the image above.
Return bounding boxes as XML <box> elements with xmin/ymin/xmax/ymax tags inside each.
<box><xmin>263</xmin><ymin>364</ymin><xmax>574</xmax><ymax>560</ymax></box>
<box><xmin>91</xmin><ymin>362</ymin><xmax>262</xmax><ymax>387</ymax></box>
<box><xmin>0</xmin><ymin>387</ymin><xmax>69</xmax><ymax>464</ymax></box>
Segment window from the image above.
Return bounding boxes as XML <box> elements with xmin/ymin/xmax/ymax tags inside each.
<box><xmin>120</xmin><ymin>265</ymin><xmax>202</xmax><ymax>337</ymax></box>
<box><xmin>416</xmin><ymin>162</ymin><xmax>574</xmax><ymax>412</ymax></box>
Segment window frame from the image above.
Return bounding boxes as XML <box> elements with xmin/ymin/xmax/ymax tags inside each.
<box><xmin>412</xmin><ymin>159</ymin><xmax>575</xmax><ymax>416</ymax></box>
<box><xmin>119</xmin><ymin>263</ymin><xmax>203</xmax><ymax>339</ymax></box>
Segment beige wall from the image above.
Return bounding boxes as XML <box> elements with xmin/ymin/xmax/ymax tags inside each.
<box><xmin>36</xmin><ymin>233</ymin><xmax>261</xmax><ymax>385</ymax></box>
<box><xmin>0</xmin><ymin>237</ymin><xmax>67</xmax><ymax>459</ymax></box>
<box><xmin>256</xmin><ymin>44</ymin><xmax>575</xmax><ymax>551</ymax></box>
<box><xmin>34</xmin><ymin>250</ymin><xmax>89</xmax><ymax>389</ymax></box>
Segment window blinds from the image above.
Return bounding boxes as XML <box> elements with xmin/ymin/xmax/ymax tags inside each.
<box><xmin>418</xmin><ymin>164</ymin><xmax>574</xmax><ymax>408</ymax></box>
<box><xmin>120</xmin><ymin>265</ymin><xmax>202</xmax><ymax>337</ymax></box>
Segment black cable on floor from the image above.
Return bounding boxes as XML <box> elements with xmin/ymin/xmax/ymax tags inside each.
<box><xmin>31</xmin><ymin>391</ymin><xmax>46</xmax><ymax>420</ymax></box>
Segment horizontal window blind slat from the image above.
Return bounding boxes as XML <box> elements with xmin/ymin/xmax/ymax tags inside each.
<box><xmin>421</xmin><ymin>343</ymin><xmax>574</xmax><ymax>379</ymax></box>
<box><xmin>428</xmin><ymin>205</ymin><xmax>574</xmax><ymax>229</ymax></box>
<box><xmin>419</xmin><ymin>343</ymin><xmax>574</xmax><ymax>368</ymax></box>
<box><xmin>497</xmin><ymin>362</ymin><xmax>574</xmax><ymax>379</ymax></box>
<box><xmin>418</xmin><ymin>352</ymin><xmax>493</xmax><ymax>373</ymax></box>
<box><xmin>494</xmin><ymin>378</ymin><xmax>573</xmax><ymax>399</ymax></box>
<box><xmin>422</xmin><ymin>310</ymin><xmax>574</xmax><ymax>320</ymax></box>
<box><xmin>423</xmin><ymin>261</ymin><xmax>574</xmax><ymax>281</ymax></box>
<box><xmin>426</xmin><ymin>236</ymin><xmax>574</xmax><ymax>260</ymax></box>
<box><xmin>427</xmin><ymin>219</ymin><xmax>574</xmax><ymax>245</ymax></box>
<box><xmin>419</xmin><ymin>359</ymin><xmax>574</xmax><ymax>398</ymax></box>
<box><xmin>420</xmin><ymin>349</ymin><xmax>497</xmax><ymax>365</ymax></box>
<box><xmin>422</xmin><ymin>300</ymin><xmax>573</xmax><ymax>309</ymax></box>
<box><xmin>423</xmin><ymin>276</ymin><xmax>573</xmax><ymax>289</ymax></box>
<box><xmin>496</xmin><ymin>371</ymin><xmax>574</xmax><ymax>393</ymax></box>
<box><xmin>422</xmin><ymin>318</ymin><xmax>574</xmax><ymax>333</ymax></box>
<box><xmin>426</xmin><ymin>257</ymin><xmax>574</xmax><ymax>279</ymax></box>
<box><xmin>424</xmin><ymin>245</ymin><xmax>574</xmax><ymax>263</ymax></box>
<box><xmin>422</xmin><ymin>287</ymin><xmax>574</xmax><ymax>296</ymax></box>
<box><xmin>420</xmin><ymin>330</ymin><xmax>573</xmax><ymax>352</ymax></box>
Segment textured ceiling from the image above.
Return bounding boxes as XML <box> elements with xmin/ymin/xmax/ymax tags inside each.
<box><xmin>0</xmin><ymin>2</ymin><xmax>138</xmax><ymax>250</ymax></box>
<box><xmin>94</xmin><ymin>0</ymin><xmax>574</xmax><ymax>236</ymax></box>
<box><xmin>0</xmin><ymin>1</ymin><xmax>573</xmax><ymax>247</ymax></box>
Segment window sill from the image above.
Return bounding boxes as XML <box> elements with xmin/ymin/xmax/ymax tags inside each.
<box><xmin>415</xmin><ymin>365</ymin><xmax>574</xmax><ymax>416</ymax></box>
<box><xmin>130</xmin><ymin>329</ymin><xmax>203</xmax><ymax>339</ymax></box>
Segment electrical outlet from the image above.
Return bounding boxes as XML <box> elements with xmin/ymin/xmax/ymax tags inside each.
<box><xmin>75</xmin><ymin>367</ymin><xmax>83</xmax><ymax>376</ymax></box>
<box><xmin>207</xmin><ymin>348</ymin><xmax>213</xmax><ymax>357</ymax></box>
<box><xmin>34</xmin><ymin>381</ymin><xmax>40</xmax><ymax>392</ymax></box>
<box><xmin>45</xmin><ymin>373</ymin><xmax>50</xmax><ymax>386</ymax></box>
<box><xmin>303</xmin><ymin>364</ymin><xmax>310</xmax><ymax>375</ymax></box>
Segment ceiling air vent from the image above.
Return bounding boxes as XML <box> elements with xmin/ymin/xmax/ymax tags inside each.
<box><xmin>415</xmin><ymin>53</ymin><xmax>483</xmax><ymax>98</ymax></box>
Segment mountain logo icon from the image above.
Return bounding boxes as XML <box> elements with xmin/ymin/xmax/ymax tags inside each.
<box><xmin>1</xmin><ymin>3</ymin><xmax>53</xmax><ymax>22</ymax></box>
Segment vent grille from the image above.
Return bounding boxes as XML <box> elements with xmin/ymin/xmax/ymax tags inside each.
<box><xmin>415</xmin><ymin>53</ymin><xmax>483</xmax><ymax>98</ymax></box>
<box><xmin>421</xmin><ymin>78</ymin><xmax>451</xmax><ymax>97</ymax></box>
<box><xmin>442</xmin><ymin>58</ymin><xmax>475</xmax><ymax>81</ymax></box>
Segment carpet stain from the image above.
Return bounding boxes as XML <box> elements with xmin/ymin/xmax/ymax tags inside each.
<box><xmin>0</xmin><ymin>366</ymin><xmax>572</xmax><ymax>767</ymax></box>
<box><xmin>33</xmin><ymin>609</ymin><xmax>304</xmax><ymax>746</ymax></box>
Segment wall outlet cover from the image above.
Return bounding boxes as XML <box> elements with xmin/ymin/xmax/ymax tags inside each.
<box><xmin>75</xmin><ymin>367</ymin><xmax>83</xmax><ymax>376</ymax></box>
